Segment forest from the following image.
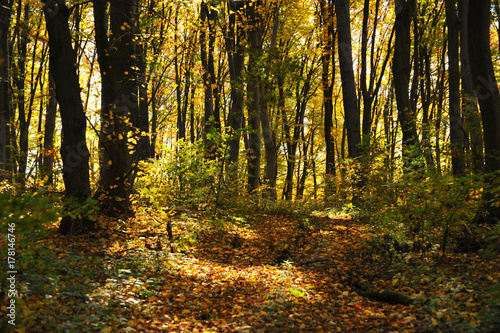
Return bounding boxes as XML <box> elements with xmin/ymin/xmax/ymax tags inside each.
<box><xmin>0</xmin><ymin>0</ymin><xmax>500</xmax><ymax>331</ymax></box>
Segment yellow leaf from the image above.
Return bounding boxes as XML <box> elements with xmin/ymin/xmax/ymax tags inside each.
<box><xmin>108</xmin><ymin>160</ymin><xmax>112</xmax><ymax>165</ymax></box>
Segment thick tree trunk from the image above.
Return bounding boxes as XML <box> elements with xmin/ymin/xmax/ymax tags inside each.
<box><xmin>459</xmin><ymin>0</ymin><xmax>484</xmax><ymax>174</ymax></box>
<box><xmin>0</xmin><ymin>0</ymin><xmax>12</xmax><ymax>180</ymax></box>
<box><xmin>445</xmin><ymin>0</ymin><xmax>465</xmax><ymax>177</ymax></box>
<box><xmin>246</xmin><ymin>1</ymin><xmax>262</xmax><ymax>192</ymax></box>
<box><xmin>336</xmin><ymin>0</ymin><xmax>361</xmax><ymax>159</ymax></box>
<box><xmin>94</xmin><ymin>0</ymin><xmax>145</xmax><ymax>214</ymax></box>
<box><xmin>260</xmin><ymin>3</ymin><xmax>279</xmax><ymax>200</ymax></box>
<box><xmin>43</xmin><ymin>0</ymin><xmax>93</xmax><ymax>234</ymax></box>
<box><xmin>393</xmin><ymin>0</ymin><xmax>420</xmax><ymax>169</ymax></box>
<box><xmin>468</xmin><ymin>0</ymin><xmax>500</xmax><ymax>223</ymax></box>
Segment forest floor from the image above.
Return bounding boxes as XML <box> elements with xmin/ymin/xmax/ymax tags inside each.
<box><xmin>2</xmin><ymin>205</ymin><xmax>500</xmax><ymax>332</ymax></box>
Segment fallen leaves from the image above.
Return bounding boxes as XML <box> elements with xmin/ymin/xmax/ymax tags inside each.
<box><xmin>1</xmin><ymin>207</ymin><xmax>499</xmax><ymax>332</ymax></box>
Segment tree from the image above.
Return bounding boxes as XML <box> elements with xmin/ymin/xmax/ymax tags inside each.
<box><xmin>42</xmin><ymin>0</ymin><xmax>93</xmax><ymax>234</ymax></box>
<box><xmin>445</xmin><ymin>0</ymin><xmax>465</xmax><ymax>176</ymax></box>
<box><xmin>200</xmin><ymin>0</ymin><xmax>220</xmax><ymax>154</ymax></box>
<box><xmin>260</xmin><ymin>1</ymin><xmax>280</xmax><ymax>199</ymax></box>
<box><xmin>246</xmin><ymin>0</ymin><xmax>263</xmax><ymax>192</ymax></box>
<box><xmin>94</xmin><ymin>0</ymin><xmax>148</xmax><ymax>214</ymax></box>
<box><xmin>459</xmin><ymin>0</ymin><xmax>484</xmax><ymax>174</ymax></box>
<box><xmin>225</xmin><ymin>0</ymin><xmax>246</xmax><ymax>168</ymax></box>
<box><xmin>468</xmin><ymin>0</ymin><xmax>500</xmax><ymax>223</ymax></box>
<box><xmin>336</xmin><ymin>0</ymin><xmax>361</xmax><ymax>159</ymax></box>
<box><xmin>0</xmin><ymin>0</ymin><xmax>12</xmax><ymax>180</ymax></box>
<box><xmin>393</xmin><ymin>0</ymin><xmax>420</xmax><ymax>169</ymax></box>
<box><xmin>319</xmin><ymin>0</ymin><xmax>336</xmax><ymax>181</ymax></box>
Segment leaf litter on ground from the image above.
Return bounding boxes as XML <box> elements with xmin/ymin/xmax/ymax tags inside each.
<box><xmin>1</xmin><ymin>206</ymin><xmax>499</xmax><ymax>332</ymax></box>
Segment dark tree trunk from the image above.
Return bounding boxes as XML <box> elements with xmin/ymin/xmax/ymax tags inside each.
<box><xmin>13</xmin><ymin>2</ymin><xmax>27</xmax><ymax>182</ymax></box>
<box><xmin>260</xmin><ymin>3</ymin><xmax>279</xmax><ymax>200</ymax></box>
<box><xmin>0</xmin><ymin>0</ymin><xmax>12</xmax><ymax>180</ymax></box>
<box><xmin>94</xmin><ymin>0</ymin><xmax>145</xmax><ymax>214</ymax></box>
<box><xmin>320</xmin><ymin>0</ymin><xmax>336</xmax><ymax>181</ymax></box>
<box><xmin>468</xmin><ymin>0</ymin><xmax>500</xmax><ymax>223</ymax></box>
<box><xmin>246</xmin><ymin>0</ymin><xmax>263</xmax><ymax>192</ymax></box>
<box><xmin>200</xmin><ymin>1</ymin><xmax>214</xmax><ymax>151</ymax></box>
<box><xmin>43</xmin><ymin>0</ymin><xmax>93</xmax><ymax>234</ymax></box>
<box><xmin>283</xmin><ymin>55</ymin><xmax>316</xmax><ymax>201</ymax></box>
<box><xmin>393</xmin><ymin>0</ymin><xmax>420</xmax><ymax>169</ymax></box>
<box><xmin>42</xmin><ymin>69</ymin><xmax>57</xmax><ymax>186</ymax></box>
<box><xmin>336</xmin><ymin>0</ymin><xmax>361</xmax><ymax>159</ymax></box>
<box><xmin>445</xmin><ymin>0</ymin><xmax>465</xmax><ymax>177</ymax></box>
<box><xmin>459</xmin><ymin>0</ymin><xmax>484</xmax><ymax>174</ymax></box>
<box><xmin>225</xmin><ymin>1</ymin><xmax>246</xmax><ymax>168</ymax></box>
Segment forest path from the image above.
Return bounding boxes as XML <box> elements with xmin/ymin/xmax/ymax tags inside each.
<box><xmin>8</xmin><ymin>207</ymin><xmax>499</xmax><ymax>332</ymax></box>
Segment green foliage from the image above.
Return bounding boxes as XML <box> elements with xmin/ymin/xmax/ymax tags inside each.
<box><xmin>0</xmin><ymin>188</ymin><xmax>59</xmax><ymax>241</ymax></box>
<box><xmin>135</xmin><ymin>139</ymin><xmax>221</xmax><ymax>210</ymax></box>
<box><xmin>361</xmin><ymin>166</ymin><xmax>483</xmax><ymax>255</ymax></box>
<box><xmin>61</xmin><ymin>196</ymin><xmax>99</xmax><ymax>221</ymax></box>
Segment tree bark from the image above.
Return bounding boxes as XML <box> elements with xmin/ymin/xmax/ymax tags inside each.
<box><xmin>225</xmin><ymin>0</ymin><xmax>246</xmax><ymax>168</ymax></box>
<box><xmin>468</xmin><ymin>0</ymin><xmax>500</xmax><ymax>223</ymax></box>
<box><xmin>42</xmin><ymin>0</ymin><xmax>93</xmax><ymax>234</ymax></box>
<box><xmin>320</xmin><ymin>0</ymin><xmax>336</xmax><ymax>182</ymax></box>
<box><xmin>459</xmin><ymin>0</ymin><xmax>484</xmax><ymax>174</ymax></box>
<box><xmin>246</xmin><ymin>0</ymin><xmax>263</xmax><ymax>192</ymax></box>
<box><xmin>260</xmin><ymin>3</ymin><xmax>279</xmax><ymax>200</ymax></box>
<box><xmin>336</xmin><ymin>0</ymin><xmax>361</xmax><ymax>159</ymax></box>
<box><xmin>393</xmin><ymin>0</ymin><xmax>420</xmax><ymax>169</ymax></box>
<box><xmin>42</xmin><ymin>69</ymin><xmax>57</xmax><ymax>186</ymax></box>
<box><xmin>0</xmin><ymin>0</ymin><xmax>12</xmax><ymax>180</ymax></box>
<box><xmin>93</xmin><ymin>0</ymin><xmax>145</xmax><ymax>214</ymax></box>
<box><xmin>445</xmin><ymin>0</ymin><xmax>465</xmax><ymax>177</ymax></box>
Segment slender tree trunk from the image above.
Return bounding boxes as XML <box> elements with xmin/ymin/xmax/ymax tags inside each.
<box><xmin>320</xmin><ymin>0</ymin><xmax>336</xmax><ymax>185</ymax></box>
<box><xmin>336</xmin><ymin>0</ymin><xmax>361</xmax><ymax>159</ymax></box>
<box><xmin>13</xmin><ymin>2</ymin><xmax>27</xmax><ymax>182</ymax></box>
<box><xmin>0</xmin><ymin>0</ymin><xmax>12</xmax><ymax>180</ymax></box>
<box><xmin>445</xmin><ymin>0</ymin><xmax>465</xmax><ymax>176</ymax></box>
<box><xmin>43</xmin><ymin>0</ymin><xmax>93</xmax><ymax>234</ymax></box>
<box><xmin>283</xmin><ymin>55</ymin><xmax>317</xmax><ymax>200</ymax></box>
<box><xmin>459</xmin><ymin>0</ymin><xmax>484</xmax><ymax>174</ymax></box>
<box><xmin>225</xmin><ymin>0</ymin><xmax>246</xmax><ymax>168</ymax></box>
<box><xmin>42</xmin><ymin>69</ymin><xmax>57</xmax><ymax>186</ymax></box>
<box><xmin>393</xmin><ymin>0</ymin><xmax>420</xmax><ymax>169</ymax></box>
<box><xmin>468</xmin><ymin>0</ymin><xmax>500</xmax><ymax>223</ymax></box>
<box><xmin>200</xmin><ymin>1</ymin><xmax>214</xmax><ymax>150</ymax></box>
<box><xmin>260</xmin><ymin>3</ymin><xmax>279</xmax><ymax>200</ymax></box>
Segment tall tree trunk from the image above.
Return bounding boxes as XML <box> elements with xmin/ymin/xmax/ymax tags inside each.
<box><xmin>94</xmin><ymin>0</ymin><xmax>145</xmax><ymax>214</ymax></box>
<box><xmin>260</xmin><ymin>3</ymin><xmax>279</xmax><ymax>200</ymax></box>
<box><xmin>336</xmin><ymin>0</ymin><xmax>361</xmax><ymax>159</ymax></box>
<box><xmin>200</xmin><ymin>1</ymin><xmax>214</xmax><ymax>151</ymax></box>
<box><xmin>393</xmin><ymin>0</ymin><xmax>420</xmax><ymax>169</ymax></box>
<box><xmin>468</xmin><ymin>0</ymin><xmax>500</xmax><ymax>223</ymax></box>
<box><xmin>246</xmin><ymin>0</ymin><xmax>263</xmax><ymax>192</ymax></box>
<box><xmin>13</xmin><ymin>2</ymin><xmax>27</xmax><ymax>182</ymax></box>
<box><xmin>0</xmin><ymin>0</ymin><xmax>12</xmax><ymax>180</ymax></box>
<box><xmin>283</xmin><ymin>54</ymin><xmax>316</xmax><ymax>200</ymax></box>
<box><xmin>459</xmin><ymin>0</ymin><xmax>484</xmax><ymax>174</ymax></box>
<box><xmin>320</xmin><ymin>0</ymin><xmax>336</xmax><ymax>186</ymax></box>
<box><xmin>445</xmin><ymin>0</ymin><xmax>465</xmax><ymax>176</ymax></box>
<box><xmin>43</xmin><ymin>0</ymin><xmax>93</xmax><ymax>234</ymax></box>
<box><xmin>42</xmin><ymin>69</ymin><xmax>57</xmax><ymax>186</ymax></box>
<box><xmin>225</xmin><ymin>1</ymin><xmax>246</xmax><ymax>169</ymax></box>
